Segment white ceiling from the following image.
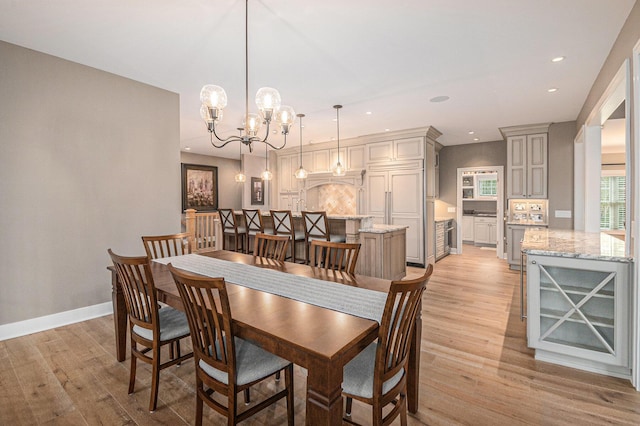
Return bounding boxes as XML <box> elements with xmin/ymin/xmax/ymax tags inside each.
<box><xmin>0</xmin><ymin>0</ymin><xmax>635</xmax><ymax>159</ymax></box>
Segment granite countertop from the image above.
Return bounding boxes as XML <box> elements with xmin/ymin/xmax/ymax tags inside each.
<box><xmin>507</xmin><ymin>220</ymin><xmax>548</xmax><ymax>226</ymax></box>
<box><xmin>521</xmin><ymin>228</ymin><xmax>632</xmax><ymax>263</ymax></box>
<box><xmin>234</xmin><ymin>211</ymin><xmax>373</xmax><ymax>220</ymax></box>
<box><xmin>359</xmin><ymin>224</ymin><xmax>409</xmax><ymax>234</ymax></box>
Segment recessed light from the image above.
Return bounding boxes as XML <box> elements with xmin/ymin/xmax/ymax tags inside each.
<box><xmin>430</xmin><ymin>95</ymin><xmax>450</xmax><ymax>103</ymax></box>
<box><xmin>184</xmin><ymin>146</ymin><xmax>191</xmax><ymax>151</ymax></box>
<box><xmin>473</xmin><ymin>138</ymin><xmax>479</xmax><ymax>141</ymax></box>
<box><xmin>365</xmin><ymin>111</ymin><xmax>372</xmax><ymax>115</ymax></box>
<box><xmin>551</xmin><ymin>56</ymin><xmax>565</xmax><ymax>62</ymax></box>
<box><xmin>548</xmin><ymin>87</ymin><xmax>558</xmax><ymax>93</ymax></box>
<box><xmin>384</xmin><ymin>129</ymin><xmax>390</xmax><ymax>132</ymax></box>
<box><xmin>468</xmin><ymin>131</ymin><xmax>475</xmax><ymax>135</ymax></box>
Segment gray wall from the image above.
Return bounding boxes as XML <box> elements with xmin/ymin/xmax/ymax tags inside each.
<box><xmin>548</xmin><ymin>121</ymin><xmax>576</xmax><ymax>229</ymax></box>
<box><xmin>0</xmin><ymin>41</ymin><xmax>181</xmax><ymax>325</ymax></box>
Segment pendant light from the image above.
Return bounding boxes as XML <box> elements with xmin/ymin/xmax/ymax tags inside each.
<box><xmin>332</xmin><ymin>104</ymin><xmax>346</xmax><ymax>177</ymax></box>
<box><xmin>294</xmin><ymin>113</ymin><xmax>308</xmax><ymax>179</ymax></box>
<box><xmin>234</xmin><ymin>127</ymin><xmax>247</xmax><ymax>183</ymax></box>
<box><xmin>261</xmin><ymin>142</ymin><xmax>272</xmax><ymax>181</ymax></box>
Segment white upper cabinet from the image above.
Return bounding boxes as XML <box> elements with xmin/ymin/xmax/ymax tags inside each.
<box><xmin>312</xmin><ymin>150</ymin><xmax>330</xmax><ymax>172</ymax></box>
<box><xmin>366</xmin><ymin>137</ymin><xmax>424</xmax><ymax>163</ymax></box>
<box><xmin>348</xmin><ymin>145</ymin><xmax>366</xmax><ymax>170</ymax></box>
<box><xmin>329</xmin><ymin>147</ymin><xmax>347</xmax><ymax>171</ymax></box>
<box><xmin>277</xmin><ymin>154</ymin><xmax>294</xmax><ymax>193</ymax></box>
<box><xmin>504</xmin><ymin>125</ymin><xmax>549</xmax><ymax>199</ymax></box>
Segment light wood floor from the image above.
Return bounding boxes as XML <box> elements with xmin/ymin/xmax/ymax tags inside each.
<box><xmin>3</xmin><ymin>245</ymin><xmax>640</xmax><ymax>425</ymax></box>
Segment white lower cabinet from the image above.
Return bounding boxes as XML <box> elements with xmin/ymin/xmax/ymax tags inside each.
<box><xmin>473</xmin><ymin>217</ymin><xmax>496</xmax><ymax>246</ymax></box>
<box><xmin>462</xmin><ymin>216</ymin><xmax>474</xmax><ymax>242</ymax></box>
<box><xmin>526</xmin><ymin>254</ymin><xmax>631</xmax><ymax>378</ymax></box>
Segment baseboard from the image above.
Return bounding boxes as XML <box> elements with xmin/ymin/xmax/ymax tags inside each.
<box><xmin>0</xmin><ymin>302</ymin><xmax>113</xmax><ymax>341</ymax></box>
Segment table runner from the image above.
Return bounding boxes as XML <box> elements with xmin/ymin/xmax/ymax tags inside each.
<box><xmin>154</xmin><ymin>254</ymin><xmax>387</xmax><ymax>323</ymax></box>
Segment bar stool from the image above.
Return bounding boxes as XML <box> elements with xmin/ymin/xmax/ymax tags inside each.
<box><xmin>218</xmin><ymin>209</ymin><xmax>246</xmax><ymax>252</ymax></box>
<box><xmin>302</xmin><ymin>211</ymin><xmax>346</xmax><ymax>264</ymax></box>
<box><xmin>242</xmin><ymin>208</ymin><xmax>266</xmax><ymax>254</ymax></box>
<box><xmin>270</xmin><ymin>209</ymin><xmax>306</xmax><ymax>263</ymax></box>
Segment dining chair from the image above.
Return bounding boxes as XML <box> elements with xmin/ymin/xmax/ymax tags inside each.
<box><xmin>219</xmin><ymin>208</ymin><xmax>246</xmax><ymax>252</ymax></box>
<box><xmin>107</xmin><ymin>249</ymin><xmax>193</xmax><ymax>413</ymax></box>
<box><xmin>309</xmin><ymin>240</ymin><xmax>361</xmax><ymax>275</ymax></box>
<box><xmin>242</xmin><ymin>208</ymin><xmax>266</xmax><ymax>254</ymax></box>
<box><xmin>301</xmin><ymin>210</ymin><xmax>346</xmax><ymax>264</ymax></box>
<box><xmin>141</xmin><ymin>232</ymin><xmax>192</xmax><ymax>259</ymax></box>
<box><xmin>167</xmin><ymin>265</ymin><xmax>294</xmax><ymax>426</ymax></box>
<box><xmin>342</xmin><ymin>264</ymin><xmax>433</xmax><ymax>425</ymax></box>
<box><xmin>253</xmin><ymin>232</ymin><xmax>290</xmax><ymax>262</ymax></box>
<box><xmin>270</xmin><ymin>209</ymin><xmax>305</xmax><ymax>263</ymax></box>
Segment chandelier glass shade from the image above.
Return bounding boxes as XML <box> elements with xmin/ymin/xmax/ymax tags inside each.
<box><xmin>332</xmin><ymin>104</ymin><xmax>346</xmax><ymax>177</ymax></box>
<box><xmin>294</xmin><ymin>113</ymin><xmax>308</xmax><ymax>180</ymax></box>
<box><xmin>199</xmin><ymin>0</ymin><xmax>294</xmax><ymax>153</ymax></box>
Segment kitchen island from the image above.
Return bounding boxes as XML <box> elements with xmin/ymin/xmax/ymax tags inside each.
<box><xmin>358</xmin><ymin>224</ymin><xmax>408</xmax><ymax>280</ymax></box>
<box><xmin>521</xmin><ymin>228</ymin><xmax>633</xmax><ymax>379</ymax></box>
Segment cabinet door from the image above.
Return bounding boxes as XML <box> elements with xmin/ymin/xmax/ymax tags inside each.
<box><xmin>474</xmin><ymin>222</ymin><xmax>490</xmax><ymax>244</ymax></box>
<box><xmin>527</xmin><ymin>133</ymin><xmax>548</xmax><ymax>198</ymax></box>
<box><xmin>507</xmin><ymin>225</ymin><xmax>526</xmax><ymax>266</ymax></box>
<box><xmin>394</xmin><ymin>137</ymin><xmax>424</xmax><ymax>160</ymax></box>
<box><xmin>527</xmin><ymin>255</ymin><xmax>629</xmax><ymax>368</ymax></box>
<box><xmin>312</xmin><ymin>150</ymin><xmax>330</xmax><ymax>172</ymax></box>
<box><xmin>425</xmin><ymin>139</ymin><xmax>436</xmax><ymax>199</ymax></box>
<box><xmin>462</xmin><ymin>216</ymin><xmax>474</xmax><ymax>241</ymax></box>
<box><xmin>348</xmin><ymin>145</ymin><xmax>365</xmax><ymax>170</ymax></box>
<box><xmin>507</xmin><ymin>135</ymin><xmax>527</xmax><ymax>198</ymax></box>
<box><xmin>366</xmin><ymin>171</ymin><xmax>388</xmax><ymax>224</ymax></box>
<box><xmin>390</xmin><ymin>169</ymin><xmax>424</xmax><ymax>264</ymax></box>
<box><xmin>278</xmin><ymin>155</ymin><xmax>293</xmax><ymax>193</ymax></box>
<box><xmin>367</xmin><ymin>141</ymin><xmax>393</xmax><ymax>162</ymax></box>
<box><xmin>488</xmin><ymin>221</ymin><xmax>497</xmax><ymax>244</ymax></box>
<box><xmin>301</xmin><ymin>152</ymin><xmax>314</xmax><ymax>173</ymax></box>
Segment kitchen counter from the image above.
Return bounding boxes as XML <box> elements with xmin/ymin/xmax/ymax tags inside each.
<box><xmin>359</xmin><ymin>224</ymin><xmax>409</xmax><ymax>234</ymax></box>
<box><xmin>434</xmin><ymin>217</ymin><xmax>454</xmax><ymax>222</ymax></box>
<box><xmin>521</xmin><ymin>228</ymin><xmax>631</xmax><ymax>263</ymax></box>
<box><xmin>507</xmin><ymin>220</ymin><xmax>547</xmax><ymax>226</ymax></box>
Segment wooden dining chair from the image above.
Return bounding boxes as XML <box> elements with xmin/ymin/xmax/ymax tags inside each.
<box><xmin>167</xmin><ymin>265</ymin><xmax>294</xmax><ymax>426</ymax></box>
<box><xmin>342</xmin><ymin>264</ymin><xmax>433</xmax><ymax>425</ymax></box>
<box><xmin>107</xmin><ymin>249</ymin><xmax>193</xmax><ymax>413</ymax></box>
<box><xmin>219</xmin><ymin>209</ymin><xmax>246</xmax><ymax>252</ymax></box>
<box><xmin>253</xmin><ymin>232</ymin><xmax>290</xmax><ymax>262</ymax></box>
<box><xmin>309</xmin><ymin>240</ymin><xmax>361</xmax><ymax>275</ymax></box>
<box><xmin>302</xmin><ymin>210</ymin><xmax>346</xmax><ymax>264</ymax></box>
<box><xmin>270</xmin><ymin>209</ymin><xmax>305</xmax><ymax>263</ymax></box>
<box><xmin>242</xmin><ymin>208</ymin><xmax>266</xmax><ymax>254</ymax></box>
<box><xmin>141</xmin><ymin>232</ymin><xmax>192</xmax><ymax>259</ymax></box>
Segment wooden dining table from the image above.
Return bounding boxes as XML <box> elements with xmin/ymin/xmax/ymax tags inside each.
<box><xmin>109</xmin><ymin>249</ymin><xmax>422</xmax><ymax>424</ymax></box>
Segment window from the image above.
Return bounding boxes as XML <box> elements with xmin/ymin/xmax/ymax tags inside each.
<box><xmin>600</xmin><ymin>175</ymin><xmax>625</xmax><ymax>230</ymax></box>
<box><xmin>477</xmin><ymin>174</ymin><xmax>497</xmax><ymax>198</ymax></box>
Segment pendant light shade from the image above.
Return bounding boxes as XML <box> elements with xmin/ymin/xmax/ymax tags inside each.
<box><xmin>294</xmin><ymin>113</ymin><xmax>308</xmax><ymax>180</ymax></box>
<box><xmin>332</xmin><ymin>105</ymin><xmax>346</xmax><ymax>177</ymax></box>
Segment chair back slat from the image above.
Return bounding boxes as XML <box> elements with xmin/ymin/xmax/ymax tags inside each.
<box><xmin>309</xmin><ymin>240</ymin><xmax>361</xmax><ymax>275</ymax></box>
<box><xmin>376</xmin><ymin>265</ymin><xmax>432</xmax><ymax>389</ymax></box>
<box><xmin>108</xmin><ymin>250</ymin><xmax>158</xmax><ymax>334</ymax></box>
<box><xmin>243</xmin><ymin>209</ymin><xmax>264</xmax><ymax>233</ymax></box>
<box><xmin>168</xmin><ymin>265</ymin><xmax>236</xmax><ymax>379</ymax></box>
<box><xmin>142</xmin><ymin>233</ymin><xmax>192</xmax><ymax>259</ymax></box>
<box><xmin>253</xmin><ymin>233</ymin><xmax>290</xmax><ymax>261</ymax></box>
<box><xmin>302</xmin><ymin>211</ymin><xmax>329</xmax><ymax>240</ymax></box>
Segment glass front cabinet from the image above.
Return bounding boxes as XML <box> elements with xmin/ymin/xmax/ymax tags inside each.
<box><xmin>527</xmin><ymin>254</ymin><xmax>632</xmax><ymax>378</ymax></box>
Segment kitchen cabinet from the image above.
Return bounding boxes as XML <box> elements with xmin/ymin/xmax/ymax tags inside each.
<box><xmin>462</xmin><ymin>216</ymin><xmax>474</xmax><ymax>242</ymax></box>
<box><xmin>329</xmin><ymin>147</ymin><xmax>347</xmax><ymax>171</ymax></box>
<box><xmin>425</xmin><ymin>139</ymin><xmax>436</xmax><ymax>199</ymax></box>
<box><xmin>526</xmin><ymin>254</ymin><xmax>631</xmax><ymax>376</ymax></box>
<box><xmin>278</xmin><ymin>193</ymin><xmax>301</xmax><ymax>212</ymax></box>
<box><xmin>312</xmin><ymin>150</ymin><xmax>330</xmax><ymax>172</ymax></box>
<box><xmin>506</xmin><ymin>132</ymin><xmax>548</xmax><ymax>198</ymax></box>
<box><xmin>367</xmin><ymin>161</ymin><xmax>424</xmax><ymax>265</ymax></box>
<box><xmin>348</xmin><ymin>145</ymin><xmax>366</xmax><ymax>170</ymax></box>
<box><xmin>473</xmin><ymin>216</ymin><xmax>497</xmax><ymax>246</ymax></box>
<box><xmin>506</xmin><ymin>225</ymin><xmax>527</xmax><ymax>269</ymax></box>
<box><xmin>277</xmin><ymin>154</ymin><xmax>295</xmax><ymax>193</ymax></box>
<box><xmin>366</xmin><ymin>137</ymin><xmax>424</xmax><ymax>163</ymax></box>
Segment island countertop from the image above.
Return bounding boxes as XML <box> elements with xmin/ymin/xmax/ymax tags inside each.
<box><xmin>521</xmin><ymin>228</ymin><xmax>632</xmax><ymax>263</ymax></box>
<box><xmin>359</xmin><ymin>224</ymin><xmax>409</xmax><ymax>234</ymax></box>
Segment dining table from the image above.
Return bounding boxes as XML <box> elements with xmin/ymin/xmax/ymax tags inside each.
<box><xmin>109</xmin><ymin>249</ymin><xmax>422</xmax><ymax>424</ymax></box>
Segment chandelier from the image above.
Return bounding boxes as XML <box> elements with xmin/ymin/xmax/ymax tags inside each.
<box><xmin>199</xmin><ymin>0</ymin><xmax>295</xmax><ymax>153</ymax></box>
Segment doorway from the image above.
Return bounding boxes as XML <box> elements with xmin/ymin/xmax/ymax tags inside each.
<box><xmin>456</xmin><ymin>166</ymin><xmax>505</xmax><ymax>258</ymax></box>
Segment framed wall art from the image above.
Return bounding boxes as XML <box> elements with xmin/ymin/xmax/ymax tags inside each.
<box><xmin>181</xmin><ymin>163</ymin><xmax>218</xmax><ymax>212</ymax></box>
